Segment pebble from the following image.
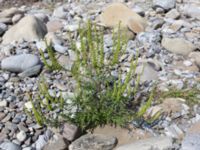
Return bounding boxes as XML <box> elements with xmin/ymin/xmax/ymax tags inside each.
<box><xmin>0</xmin><ymin>100</ymin><xmax>8</xmax><ymax>107</ymax></box>
<box><xmin>61</xmin><ymin>123</ymin><xmax>80</xmax><ymax>141</ymax></box>
<box><xmin>24</xmin><ymin>101</ymin><xmax>33</xmax><ymax>112</ymax></box>
<box><xmin>53</xmin><ymin>6</ymin><xmax>67</xmax><ymax>19</ymax></box>
<box><xmin>0</xmin><ymin>22</ymin><xmax>7</xmax><ymax>35</ymax></box>
<box><xmin>153</xmin><ymin>0</ymin><xmax>176</xmax><ymax>11</ymax></box>
<box><xmin>17</xmin><ymin>131</ymin><xmax>27</xmax><ymax>142</ymax></box>
<box><xmin>183</xmin><ymin>60</ymin><xmax>193</xmax><ymax>67</ymax></box>
<box><xmin>12</xmin><ymin>14</ymin><xmax>23</xmax><ymax>24</ymax></box>
<box><xmin>34</xmin><ymin>130</ymin><xmax>53</xmax><ymax>150</ymax></box>
<box><xmin>54</xmin><ymin>44</ymin><xmax>68</xmax><ymax>54</ymax></box>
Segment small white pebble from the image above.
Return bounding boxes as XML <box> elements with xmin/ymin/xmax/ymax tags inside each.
<box><xmin>0</xmin><ymin>100</ymin><xmax>8</xmax><ymax>107</ymax></box>
<box><xmin>183</xmin><ymin>60</ymin><xmax>192</xmax><ymax>67</ymax></box>
<box><xmin>17</xmin><ymin>131</ymin><xmax>27</xmax><ymax>142</ymax></box>
<box><xmin>24</xmin><ymin>101</ymin><xmax>33</xmax><ymax>111</ymax></box>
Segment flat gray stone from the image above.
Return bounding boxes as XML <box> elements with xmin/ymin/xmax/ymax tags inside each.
<box><xmin>161</xmin><ymin>37</ymin><xmax>196</xmax><ymax>56</ymax></box>
<box><xmin>1</xmin><ymin>54</ymin><xmax>40</xmax><ymax>73</ymax></box>
<box><xmin>69</xmin><ymin>134</ymin><xmax>117</xmax><ymax>150</ymax></box>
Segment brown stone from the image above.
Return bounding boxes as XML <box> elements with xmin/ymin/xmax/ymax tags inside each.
<box><xmin>2</xmin><ymin>15</ymin><xmax>47</xmax><ymax>44</ymax></box>
<box><xmin>161</xmin><ymin>37</ymin><xmax>196</xmax><ymax>56</ymax></box>
<box><xmin>99</xmin><ymin>3</ymin><xmax>147</xmax><ymax>34</ymax></box>
<box><xmin>160</xmin><ymin>98</ymin><xmax>187</xmax><ymax>115</ymax></box>
<box><xmin>62</xmin><ymin>123</ymin><xmax>80</xmax><ymax>141</ymax></box>
<box><xmin>127</xmin><ymin>18</ymin><xmax>145</xmax><ymax>33</ymax></box>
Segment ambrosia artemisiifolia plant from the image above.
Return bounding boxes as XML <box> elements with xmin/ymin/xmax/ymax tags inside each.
<box><xmin>30</xmin><ymin>21</ymin><xmax>152</xmax><ymax>131</ymax></box>
<box><xmin>39</xmin><ymin>40</ymin><xmax>63</xmax><ymax>71</ymax></box>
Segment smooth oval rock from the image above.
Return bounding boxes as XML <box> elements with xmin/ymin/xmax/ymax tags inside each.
<box><xmin>1</xmin><ymin>54</ymin><xmax>40</xmax><ymax>73</ymax></box>
<box><xmin>12</xmin><ymin>13</ymin><xmax>24</xmax><ymax>24</ymax></box>
<box><xmin>153</xmin><ymin>0</ymin><xmax>176</xmax><ymax>11</ymax></box>
<box><xmin>161</xmin><ymin>37</ymin><xmax>196</xmax><ymax>56</ymax></box>
<box><xmin>17</xmin><ymin>130</ymin><xmax>27</xmax><ymax>142</ymax></box>
<box><xmin>99</xmin><ymin>3</ymin><xmax>147</xmax><ymax>34</ymax></box>
<box><xmin>2</xmin><ymin>15</ymin><xmax>47</xmax><ymax>44</ymax></box>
